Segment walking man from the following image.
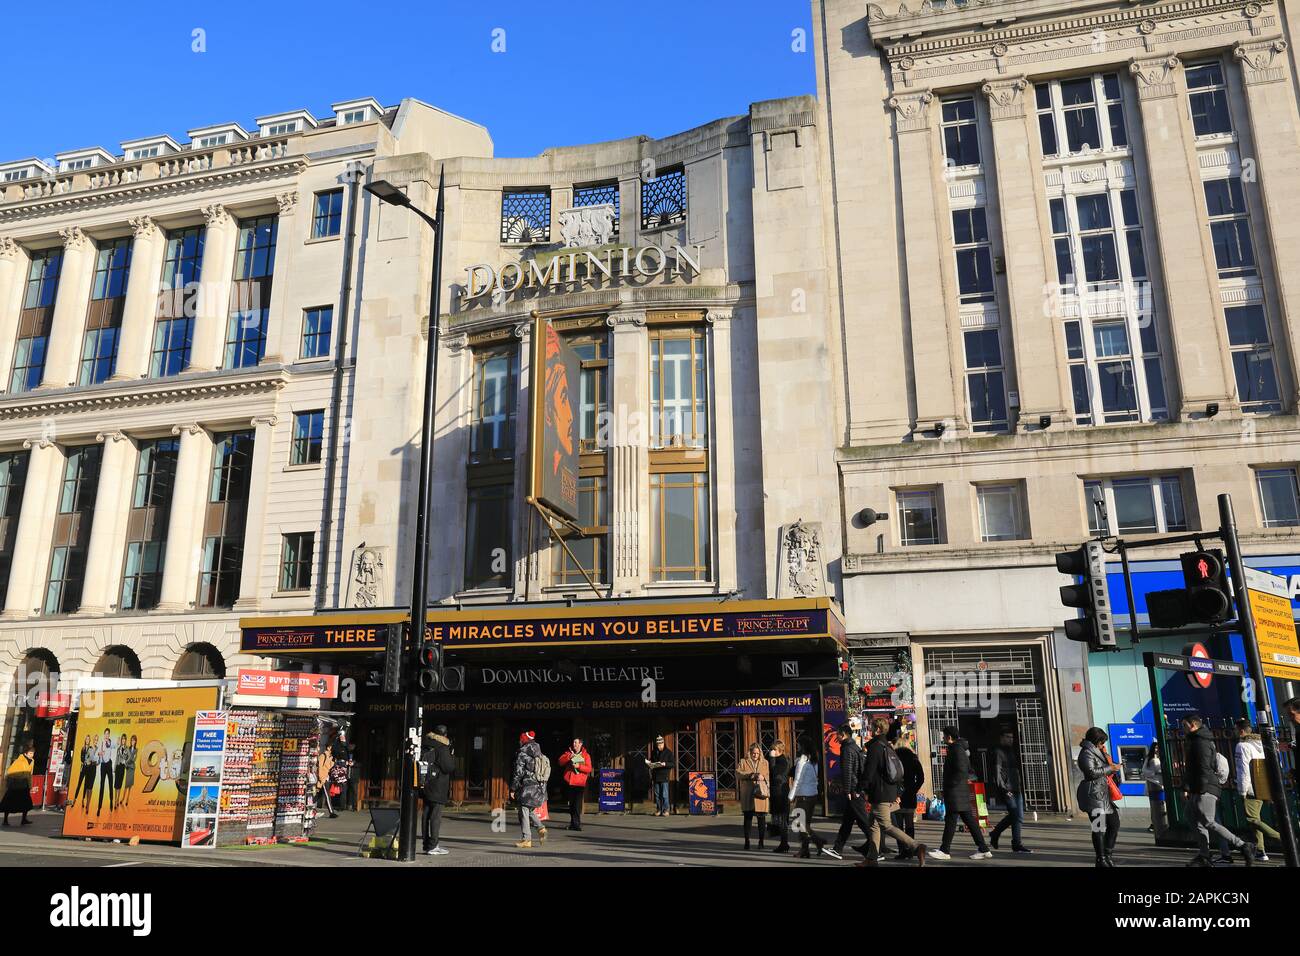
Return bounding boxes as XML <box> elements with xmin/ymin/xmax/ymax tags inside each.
<box><xmin>1182</xmin><ymin>714</ymin><xmax>1254</xmax><ymax>866</ymax></box>
<box><xmin>830</xmin><ymin>723</ymin><xmax>874</xmax><ymax>859</ymax></box>
<box><xmin>512</xmin><ymin>731</ymin><xmax>548</xmax><ymax>848</ymax></box>
<box><xmin>1232</xmin><ymin>719</ymin><xmax>1276</xmax><ymax>863</ymax></box>
<box><xmin>927</xmin><ymin>727</ymin><xmax>992</xmax><ymax>861</ymax></box>
<box><xmin>989</xmin><ymin>730</ymin><xmax>1032</xmax><ymax>853</ymax></box>
<box><xmin>419</xmin><ymin>726</ymin><xmax>455</xmax><ymax>856</ymax></box>
<box><xmin>95</xmin><ymin>729</ymin><xmax>116</xmax><ymax>816</ymax></box>
<box><xmin>859</xmin><ymin>716</ymin><xmax>926</xmax><ymax>866</ymax></box>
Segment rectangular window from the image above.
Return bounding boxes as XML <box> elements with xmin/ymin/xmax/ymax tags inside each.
<box><xmin>198</xmin><ymin>430</ymin><xmax>254</xmax><ymax>608</ymax></box>
<box><xmin>469</xmin><ymin>347</ymin><xmax>519</xmax><ymax>462</ymax></box>
<box><xmin>552</xmin><ymin>474</ymin><xmax>607</xmax><ymax>586</ymax></box>
<box><xmin>291</xmin><ymin>410</ymin><xmax>324</xmax><ymax>466</ymax></box>
<box><xmin>10</xmin><ymin>248</ymin><xmax>62</xmax><ymax>393</ymax></box>
<box><xmin>1204</xmin><ymin>178</ymin><xmax>1256</xmax><ymax>279</ymax></box>
<box><xmin>963</xmin><ymin>329</ymin><xmax>1008</xmax><ymax>433</ymax></box>
<box><xmin>573</xmin><ymin>182</ymin><xmax>620</xmax><ymax>237</ymax></box>
<box><xmin>150</xmin><ymin>226</ymin><xmax>205</xmax><ymax>378</ymax></box>
<box><xmin>941</xmin><ymin>96</ymin><xmax>981</xmax><ymax>168</ymax></box>
<box><xmin>79</xmin><ymin>237</ymin><xmax>133</xmax><ymax>386</ymax></box>
<box><xmin>197</xmin><ymin>535</ymin><xmax>243</xmax><ymax>609</ymax></box>
<box><xmin>650</xmin><ymin>471</ymin><xmax>710</xmax><ymax>581</ymax></box>
<box><xmin>132</xmin><ymin>438</ymin><xmax>179</xmax><ymax>509</ymax></box>
<box><xmin>1085</xmin><ymin>475</ymin><xmax>1188</xmax><ymax>535</ymax></box>
<box><xmin>897</xmin><ymin>488</ymin><xmax>942</xmax><ymax>546</ymax></box>
<box><xmin>1037</xmin><ymin>73</ymin><xmax>1127</xmax><ymax>157</ymax></box>
<box><xmin>650</xmin><ymin>329</ymin><xmax>708</xmax><ymax>449</ymax></box>
<box><xmin>279</xmin><ymin>532</ymin><xmax>314</xmax><ymax>591</ymax></box>
<box><xmin>1186</xmin><ymin>62</ymin><xmax>1233</xmax><ymax>137</ymax></box>
<box><xmin>464</xmin><ymin>483</ymin><xmax>512</xmax><ymax>590</ymax></box>
<box><xmin>208</xmin><ymin>431</ymin><xmax>255</xmax><ymax>504</ymax></box>
<box><xmin>224</xmin><ymin>215</ymin><xmax>277</xmax><ymax>370</ymax></box>
<box><xmin>120</xmin><ymin>437</ymin><xmax>179</xmax><ymax>612</ymax></box>
<box><xmin>1225</xmin><ymin>305</ymin><xmax>1281</xmax><ymax>413</ymax></box>
<box><xmin>641</xmin><ymin>166</ymin><xmax>687</xmax><ymax>230</ymax></box>
<box><xmin>44</xmin><ymin>547</ymin><xmax>86</xmax><ymax>615</ymax></box>
<box><xmin>45</xmin><ymin>444</ymin><xmax>102</xmax><ymax>615</ymax></box>
<box><xmin>311</xmin><ymin>189</ymin><xmax>344</xmax><ymax>239</ymax></box>
<box><xmin>977</xmin><ymin>484</ymin><xmax>1027</xmax><ymax>542</ymax></box>
<box><xmin>500</xmin><ymin>188</ymin><xmax>551</xmax><ymax>243</ymax></box>
<box><xmin>0</xmin><ymin>451</ymin><xmax>29</xmax><ymax>609</ymax></box>
<box><xmin>1257</xmin><ymin>468</ymin><xmax>1300</xmax><ymax>528</ymax></box>
<box><xmin>952</xmin><ymin>208</ymin><xmax>996</xmax><ymax>304</ymax></box>
<box><xmin>300</xmin><ymin>306</ymin><xmax>333</xmax><ymax>360</ymax></box>
<box><xmin>119</xmin><ymin>541</ymin><xmax>164</xmax><ymax>612</ymax></box>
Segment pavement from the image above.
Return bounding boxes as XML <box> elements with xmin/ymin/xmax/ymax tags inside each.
<box><xmin>0</xmin><ymin>806</ymin><xmax>1286</xmax><ymax>867</ymax></box>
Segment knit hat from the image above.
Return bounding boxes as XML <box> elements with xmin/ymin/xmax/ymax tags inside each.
<box><xmin>519</xmin><ymin>731</ymin><xmax>535</xmax><ymax>744</ymax></box>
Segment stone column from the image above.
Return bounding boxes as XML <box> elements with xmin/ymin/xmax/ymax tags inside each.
<box><xmin>156</xmin><ymin>423</ymin><xmax>212</xmax><ymax>612</ymax></box>
<box><xmin>1129</xmin><ymin>55</ymin><xmax>1236</xmax><ymax>416</ymax></box>
<box><xmin>189</xmin><ymin>204</ymin><xmax>237</xmax><ymax>371</ymax></box>
<box><xmin>1233</xmin><ymin>37</ymin><xmax>1300</xmax><ymax>407</ymax></box>
<box><xmin>982</xmin><ymin>76</ymin><xmax>1070</xmax><ymax>426</ymax></box>
<box><xmin>1</xmin><ymin>438</ymin><xmax>63</xmax><ymax>618</ymax></box>
<box><xmin>110</xmin><ymin>216</ymin><xmax>166</xmax><ymax>381</ymax></box>
<box><xmin>0</xmin><ymin>237</ymin><xmax>27</xmax><ymax>388</ymax></box>
<box><xmin>265</xmin><ymin>191</ymin><xmax>300</xmax><ymax>365</ymax></box>
<box><xmin>608</xmin><ymin>311</ymin><xmax>648</xmax><ymax>595</ymax></box>
<box><xmin>888</xmin><ymin>90</ymin><xmax>961</xmax><ymax>430</ymax></box>
<box><xmin>40</xmin><ymin>227</ymin><xmax>96</xmax><ymax>389</ymax></box>
<box><xmin>706</xmin><ymin>310</ymin><xmax>738</xmax><ymax>593</ymax></box>
<box><xmin>234</xmin><ymin>414</ymin><xmax>277</xmax><ymax>609</ymax></box>
<box><xmin>74</xmin><ymin>430</ymin><xmax>135</xmax><ymax>614</ymax></box>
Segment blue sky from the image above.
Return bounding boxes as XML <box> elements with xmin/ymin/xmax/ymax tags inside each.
<box><xmin>5</xmin><ymin>1</ymin><xmax>816</xmax><ymax>163</ymax></box>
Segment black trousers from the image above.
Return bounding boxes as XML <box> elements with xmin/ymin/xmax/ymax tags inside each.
<box><xmin>567</xmin><ymin>785</ymin><xmax>585</xmax><ymax>828</ymax></box>
<box><xmin>940</xmin><ymin>807</ymin><xmax>989</xmax><ymax>853</ymax></box>
<box><xmin>1090</xmin><ymin>809</ymin><xmax>1121</xmax><ymax>861</ymax></box>
<box><xmin>892</xmin><ymin>806</ymin><xmax>917</xmax><ymax>853</ymax></box>
<box><xmin>743</xmin><ymin>811</ymin><xmax>767</xmax><ymax>845</ymax></box>
<box><xmin>791</xmin><ymin>795</ymin><xmax>828</xmax><ymax>853</ymax></box>
<box><xmin>832</xmin><ymin>794</ymin><xmax>873</xmax><ymax>851</ymax></box>
<box><xmin>73</xmin><ymin>765</ymin><xmax>92</xmax><ymax>802</ymax></box>
<box><xmin>96</xmin><ymin>763</ymin><xmax>115</xmax><ymax>814</ymax></box>
<box><xmin>421</xmin><ymin>800</ymin><xmax>444</xmax><ymax>850</ymax></box>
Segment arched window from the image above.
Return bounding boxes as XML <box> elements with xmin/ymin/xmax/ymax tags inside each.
<box><xmin>173</xmin><ymin>643</ymin><xmax>225</xmax><ymax>680</ymax></box>
<box><xmin>92</xmin><ymin>646</ymin><xmax>142</xmax><ymax>679</ymax></box>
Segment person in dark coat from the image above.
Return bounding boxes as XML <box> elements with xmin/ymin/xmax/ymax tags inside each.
<box><xmin>1181</xmin><ymin>714</ymin><xmax>1254</xmax><ymax>866</ymax></box>
<box><xmin>989</xmin><ymin>730</ymin><xmax>1031</xmax><ymax>853</ymax></box>
<box><xmin>1077</xmin><ymin>726</ymin><xmax>1122</xmax><ymax>867</ymax></box>
<box><xmin>927</xmin><ymin>727</ymin><xmax>991</xmax><ymax>861</ymax></box>
<box><xmin>767</xmin><ymin>740</ymin><xmax>792</xmax><ymax>853</ymax></box>
<box><xmin>511</xmin><ymin>731</ymin><xmax>547</xmax><ymax>848</ymax></box>
<box><xmin>830</xmin><ymin>723</ymin><xmax>874</xmax><ymax>859</ymax></box>
<box><xmin>0</xmin><ymin>740</ymin><xmax>35</xmax><ymax>825</ymax></box>
<box><xmin>893</xmin><ymin>740</ymin><xmax>925</xmax><ymax>858</ymax></box>
<box><xmin>646</xmin><ymin>736</ymin><xmax>674</xmax><ymax>816</ymax></box>
<box><xmin>419</xmin><ymin>726</ymin><xmax>455</xmax><ymax>856</ymax></box>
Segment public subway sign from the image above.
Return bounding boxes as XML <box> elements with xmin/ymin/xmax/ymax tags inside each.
<box><xmin>461</xmin><ymin>244</ymin><xmax>704</xmax><ymax>302</ymax></box>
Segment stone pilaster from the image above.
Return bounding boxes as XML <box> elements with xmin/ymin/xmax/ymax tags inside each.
<box><xmin>1</xmin><ymin>438</ymin><xmax>62</xmax><ymax>618</ymax></box>
<box><xmin>234</xmin><ymin>415</ymin><xmax>278</xmax><ymax>608</ymax></box>
<box><xmin>265</xmin><ymin>191</ymin><xmax>300</xmax><ymax>364</ymax></box>
<box><xmin>111</xmin><ymin>216</ymin><xmax>166</xmax><ymax>381</ymax></box>
<box><xmin>155</xmin><ymin>423</ymin><xmax>211</xmax><ymax>611</ymax></box>
<box><xmin>1128</xmin><ymin>54</ymin><xmax>1236</xmax><ymax>417</ymax></box>
<box><xmin>608</xmin><ymin>309</ymin><xmax>647</xmax><ymax>594</ymax></box>
<box><xmin>190</xmin><ymin>204</ymin><xmax>237</xmax><ymax>371</ymax></box>
<box><xmin>706</xmin><ymin>310</ymin><xmax>737</xmax><ymax>593</ymax></box>
<box><xmin>39</xmin><ymin>226</ymin><xmax>96</xmax><ymax>389</ymax></box>
<box><xmin>982</xmin><ymin>76</ymin><xmax>1070</xmax><ymax>427</ymax></box>
<box><xmin>0</xmin><ymin>237</ymin><xmax>26</xmax><ymax>390</ymax></box>
<box><xmin>75</xmin><ymin>430</ymin><xmax>135</xmax><ymax>614</ymax></box>
<box><xmin>888</xmin><ymin>89</ymin><xmax>961</xmax><ymax>430</ymax></box>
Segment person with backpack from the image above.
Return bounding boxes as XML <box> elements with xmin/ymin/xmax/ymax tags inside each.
<box><xmin>1233</xmin><ymin>719</ymin><xmax>1278</xmax><ymax>862</ymax></box>
<box><xmin>1181</xmin><ymin>713</ymin><xmax>1254</xmax><ymax>867</ymax></box>
<box><xmin>558</xmin><ymin>737</ymin><xmax>592</xmax><ymax>832</ymax></box>
<box><xmin>892</xmin><ymin>739</ymin><xmax>925</xmax><ymax>859</ymax></box>
<box><xmin>419</xmin><ymin>726</ymin><xmax>455</xmax><ymax>856</ymax></box>
<box><xmin>512</xmin><ymin>731</ymin><xmax>549</xmax><ymax>848</ymax></box>
<box><xmin>927</xmin><ymin>727</ymin><xmax>991</xmax><ymax>862</ymax></box>
<box><xmin>859</xmin><ymin>716</ymin><xmax>926</xmax><ymax>866</ymax></box>
<box><xmin>988</xmin><ymin>730</ymin><xmax>1031</xmax><ymax>853</ymax></box>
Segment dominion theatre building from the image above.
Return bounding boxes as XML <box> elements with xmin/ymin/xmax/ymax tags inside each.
<box><xmin>0</xmin><ymin>88</ymin><xmax>845</xmax><ymax>810</ymax></box>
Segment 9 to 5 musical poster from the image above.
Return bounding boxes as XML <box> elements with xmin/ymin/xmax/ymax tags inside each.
<box><xmin>62</xmin><ymin>687</ymin><xmax>220</xmax><ymax>844</ymax></box>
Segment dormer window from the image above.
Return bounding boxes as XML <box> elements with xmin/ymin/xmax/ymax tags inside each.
<box><xmin>340</xmin><ymin>110</ymin><xmax>368</xmax><ymax>125</ymax></box>
<box><xmin>130</xmin><ymin>146</ymin><xmax>161</xmax><ymax>160</ymax></box>
<box><xmin>265</xmin><ymin>121</ymin><xmax>298</xmax><ymax>136</ymax></box>
<box><xmin>64</xmin><ymin>158</ymin><xmax>95</xmax><ymax>171</ymax></box>
<box><xmin>2</xmin><ymin>169</ymin><xmax>30</xmax><ymax>182</ymax></box>
<box><xmin>197</xmin><ymin>134</ymin><xmax>229</xmax><ymax>148</ymax></box>
<box><xmin>331</xmin><ymin>98</ymin><xmax>383</xmax><ymax>127</ymax></box>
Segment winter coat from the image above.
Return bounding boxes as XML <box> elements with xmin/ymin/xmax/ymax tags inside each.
<box><xmin>1076</xmin><ymin>741</ymin><xmax>1118</xmax><ymax>815</ymax></box>
<box><xmin>648</xmin><ymin>747</ymin><xmax>673</xmax><ymax>783</ymax></box>
<box><xmin>993</xmin><ymin>745</ymin><xmax>1021</xmax><ymax>798</ymax></box>
<box><xmin>941</xmin><ymin>738</ymin><xmax>973</xmax><ymax>807</ymax></box>
<box><xmin>559</xmin><ymin>747</ymin><xmax>593</xmax><ymax>788</ymax></box>
<box><xmin>512</xmin><ymin>741</ymin><xmax>546</xmax><ymax>809</ymax></box>
<box><xmin>839</xmin><ymin>737</ymin><xmax>865</xmax><ymax>796</ymax></box>
<box><xmin>898</xmin><ymin>746</ymin><xmax>925</xmax><ymax>807</ymax></box>
<box><xmin>1234</xmin><ymin>736</ymin><xmax>1265</xmax><ymax>798</ymax></box>
<box><xmin>420</xmin><ymin>734</ymin><xmax>455</xmax><ymax>805</ymax></box>
<box><xmin>737</xmin><ymin>755</ymin><xmax>770</xmax><ymax>813</ymax></box>
<box><xmin>1184</xmin><ymin>726</ymin><xmax>1222</xmax><ymax>798</ymax></box>
<box><xmin>861</xmin><ymin>737</ymin><xmax>899</xmax><ymax>805</ymax></box>
<box><xmin>767</xmin><ymin>753</ymin><xmax>791</xmax><ymax>813</ymax></box>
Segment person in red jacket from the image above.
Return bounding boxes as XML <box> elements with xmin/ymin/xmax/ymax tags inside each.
<box><xmin>559</xmin><ymin>738</ymin><xmax>593</xmax><ymax>832</ymax></box>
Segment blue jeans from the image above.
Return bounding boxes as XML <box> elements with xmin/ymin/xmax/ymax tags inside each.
<box><xmin>654</xmin><ymin>781</ymin><xmax>670</xmax><ymax>813</ymax></box>
<box><xmin>990</xmin><ymin>792</ymin><xmax>1024</xmax><ymax>847</ymax></box>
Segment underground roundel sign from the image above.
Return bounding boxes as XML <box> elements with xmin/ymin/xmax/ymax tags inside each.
<box><xmin>1185</xmin><ymin>642</ymin><xmax>1214</xmax><ymax>690</ymax></box>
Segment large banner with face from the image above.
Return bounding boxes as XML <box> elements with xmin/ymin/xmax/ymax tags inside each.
<box><xmin>62</xmin><ymin>686</ymin><xmax>220</xmax><ymax>843</ymax></box>
<box><xmin>529</xmin><ymin>315</ymin><xmax>581</xmax><ymax>522</ymax></box>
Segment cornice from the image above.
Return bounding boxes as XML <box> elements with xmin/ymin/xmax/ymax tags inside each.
<box><xmin>0</xmin><ymin>157</ymin><xmax>310</xmax><ymax>226</ymax></box>
<box><xmin>0</xmin><ymin>368</ymin><xmax>289</xmax><ymax>421</ymax></box>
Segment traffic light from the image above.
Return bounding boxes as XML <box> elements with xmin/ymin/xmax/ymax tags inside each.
<box><xmin>382</xmin><ymin>623</ymin><xmax>403</xmax><ymax>694</ymax></box>
<box><xmin>1056</xmin><ymin>540</ymin><xmax>1117</xmax><ymax>649</ymax></box>
<box><xmin>417</xmin><ymin>641</ymin><xmax>444</xmax><ymax>693</ymax></box>
<box><xmin>1147</xmin><ymin>550</ymin><xmax>1233</xmax><ymax>628</ymax></box>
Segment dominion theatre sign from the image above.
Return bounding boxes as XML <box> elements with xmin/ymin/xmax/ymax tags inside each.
<box><xmin>462</xmin><ymin>242</ymin><xmax>704</xmax><ymax>302</ymax></box>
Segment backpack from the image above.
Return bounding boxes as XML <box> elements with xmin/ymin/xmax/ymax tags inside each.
<box><xmin>533</xmin><ymin>752</ymin><xmax>552</xmax><ymax>784</ymax></box>
<box><xmin>882</xmin><ymin>745</ymin><xmax>905</xmax><ymax>786</ymax></box>
<box><xmin>1213</xmin><ymin>751</ymin><xmax>1230</xmax><ymax>786</ymax></box>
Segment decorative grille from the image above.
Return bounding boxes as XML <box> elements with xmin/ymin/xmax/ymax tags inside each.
<box><xmin>574</xmin><ymin>182</ymin><xmax>619</xmax><ymax>237</ymax></box>
<box><xmin>500</xmin><ymin>188</ymin><xmax>551</xmax><ymax>243</ymax></box>
<box><xmin>640</xmin><ymin>168</ymin><xmax>686</xmax><ymax>230</ymax></box>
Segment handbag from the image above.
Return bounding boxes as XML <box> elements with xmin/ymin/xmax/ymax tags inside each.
<box><xmin>1106</xmin><ymin>773</ymin><xmax>1123</xmax><ymax>803</ymax></box>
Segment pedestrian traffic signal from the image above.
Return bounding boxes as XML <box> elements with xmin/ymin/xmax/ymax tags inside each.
<box><xmin>417</xmin><ymin>642</ymin><xmax>444</xmax><ymax>693</ymax></box>
<box><xmin>382</xmin><ymin>623</ymin><xmax>403</xmax><ymax>694</ymax></box>
<box><xmin>1147</xmin><ymin>550</ymin><xmax>1233</xmax><ymax>628</ymax></box>
<box><xmin>1056</xmin><ymin>541</ymin><xmax>1117</xmax><ymax>649</ymax></box>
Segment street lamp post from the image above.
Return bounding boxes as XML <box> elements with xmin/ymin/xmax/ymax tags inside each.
<box><xmin>364</xmin><ymin>168</ymin><xmax>445</xmax><ymax>862</ymax></box>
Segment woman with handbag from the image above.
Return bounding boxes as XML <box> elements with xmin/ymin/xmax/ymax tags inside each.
<box><xmin>1077</xmin><ymin>727</ymin><xmax>1123</xmax><ymax>867</ymax></box>
<box><xmin>738</xmin><ymin>742</ymin><xmax>771</xmax><ymax>850</ymax></box>
<box><xmin>1</xmin><ymin>739</ymin><xmax>35</xmax><ymax>825</ymax></box>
